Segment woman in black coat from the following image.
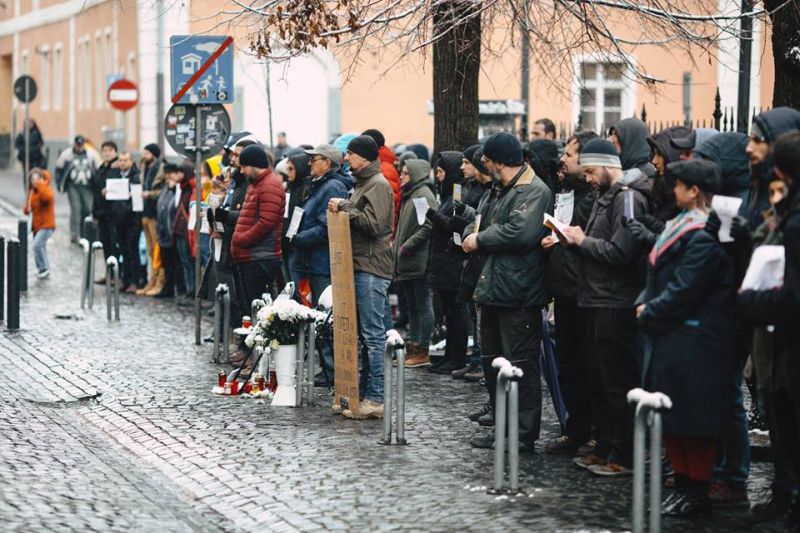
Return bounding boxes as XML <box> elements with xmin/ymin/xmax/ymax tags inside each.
<box><xmin>425</xmin><ymin>150</ymin><xmax>469</xmax><ymax>374</ymax></box>
<box><xmin>636</xmin><ymin>159</ymin><xmax>737</xmax><ymax>518</ymax></box>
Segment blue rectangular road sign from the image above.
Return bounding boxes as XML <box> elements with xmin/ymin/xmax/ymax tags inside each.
<box><xmin>170</xmin><ymin>35</ymin><xmax>234</xmax><ymax>105</ymax></box>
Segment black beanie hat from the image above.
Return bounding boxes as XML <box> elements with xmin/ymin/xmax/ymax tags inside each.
<box><xmin>347</xmin><ymin>135</ymin><xmax>379</xmax><ymax>162</ymax></box>
<box><xmin>667</xmin><ymin>159</ymin><xmax>721</xmax><ymax>194</ymax></box>
<box><xmin>163</xmin><ymin>162</ymin><xmax>180</xmax><ymax>173</ymax></box>
<box><xmin>144</xmin><ymin>143</ymin><xmax>161</xmax><ymax>159</ymax></box>
<box><xmin>362</xmin><ymin>128</ymin><xmax>386</xmax><ymax>148</ymax></box>
<box><xmin>463</xmin><ymin>144</ymin><xmax>489</xmax><ymax>175</ymax></box>
<box><xmin>482</xmin><ymin>133</ymin><xmax>523</xmax><ymax>166</ymax></box>
<box><xmin>239</xmin><ymin>144</ymin><xmax>270</xmax><ymax>169</ymax></box>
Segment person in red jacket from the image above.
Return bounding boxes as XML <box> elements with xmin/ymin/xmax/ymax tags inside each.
<box><xmin>23</xmin><ymin>168</ymin><xmax>55</xmax><ymax>279</ymax></box>
<box><xmin>363</xmin><ymin>129</ymin><xmax>401</xmax><ymax>230</ymax></box>
<box><xmin>231</xmin><ymin>144</ymin><xmax>285</xmax><ymax>312</ymax></box>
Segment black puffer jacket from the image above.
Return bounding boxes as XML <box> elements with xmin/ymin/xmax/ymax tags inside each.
<box><xmin>525</xmin><ymin>139</ymin><xmax>560</xmax><ymax>194</ymax></box>
<box><xmin>426</xmin><ymin>151</ymin><xmax>465</xmax><ymax>290</ymax></box>
<box><xmin>611</xmin><ymin>118</ymin><xmax>656</xmax><ymax>177</ymax></box>
<box><xmin>647</xmin><ymin>126</ymin><xmax>690</xmax><ymax>222</ymax></box>
<box><xmin>214</xmin><ymin>170</ymin><xmax>248</xmax><ymax>269</ymax></box>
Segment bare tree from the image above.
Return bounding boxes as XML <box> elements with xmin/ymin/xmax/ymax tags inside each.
<box><xmin>224</xmin><ymin>0</ymin><xmax>797</xmax><ymax>147</ymax></box>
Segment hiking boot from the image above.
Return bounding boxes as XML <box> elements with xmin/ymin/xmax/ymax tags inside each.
<box><xmin>573</xmin><ymin>452</ymin><xmax>606</xmax><ymax>470</ymax></box>
<box><xmin>709</xmin><ymin>481</ymin><xmax>749</xmax><ymax>506</ymax></box>
<box><xmin>464</xmin><ymin>368</ymin><xmax>484</xmax><ymax>382</ymax></box>
<box><xmin>545</xmin><ymin>435</ymin><xmax>582</xmax><ymax>455</ymax></box>
<box><xmin>468</xmin><ymin>403</ymin><xmax>491</xmax><ymax>422</ymax></box>
<box><xmin>451</xmin><ymin>365</ymin><xmax>475</xmax><ymax>379</ymax></box>
<box><xmin>588</xmin><ymin>462</ymin><xmax>634</xmax><ymax>477</ymax></box>
<box><xmin>405</xmin><ymin>344</ymin><xmax>431</xmax><ymax>368</ymax></box>
<box><xmin>342</xmin><ymin>399</ymin><xmax>384</xmax><ymax>420</ymax></box>
<box><xmin>477</xmin><ymin>411</ymin><xmax>494</xmax><ymax>427</ymax></box>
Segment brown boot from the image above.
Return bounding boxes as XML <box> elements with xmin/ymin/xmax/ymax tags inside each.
<box><xmin>144</xmin><ymin>269</ymin><xmax>165</xmax><ymax>296</ymax></box>
<box><xmin>395</xmin><ymin>342</ymin><xmax>416</xmax><ymax>367</ymax></box>
<box><xmin>405</xmin><ymin>343</ymin><xmax>431</xmax><ymax>368</ymax></box>
<box><xmin>136</xmin><ymin>269</ymin><xmax>159</xmax><ymax>295</ymax></box>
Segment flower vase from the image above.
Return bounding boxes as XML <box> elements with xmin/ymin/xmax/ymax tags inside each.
<box><xmin>271</xmin><ymin>344</ymin><xmax>297</xmax><ymax>406</ymax></box>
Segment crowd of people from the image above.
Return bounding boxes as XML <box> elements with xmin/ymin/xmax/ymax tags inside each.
<box><xmin>21</xmin><ymin>108</ymin><xmax>800</xmax><ymax>527</ymax></box>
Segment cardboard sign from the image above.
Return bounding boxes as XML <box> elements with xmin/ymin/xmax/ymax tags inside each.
<box><xmin>328</xmin><ymin>211</ymin><xmax>360</xmax><ymax>413</ymax></box>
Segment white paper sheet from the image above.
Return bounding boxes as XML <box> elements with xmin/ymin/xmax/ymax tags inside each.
<box><xmin>188</xmin><ymin>201</ymin><xmax>208</xmax><ymax>232</ymax></box>
<box><xmin>741</xmin><ymin>245</ymin><xmax>785</xmax><ymax>291</ymax></box>
<box><xmin>453</xmin><ymin>232</ymin><xmax>463</xmax><ymax>246</ymax></box>
<box><xmin>544</xmin><ymin>213</ymin><xmax>573</xmax><ymax>244</ymax></box>
<box><xmin>551</xmin><ymin>191</ymin><xmax>575</xmax><ymax>243</ymax></box>
<box><xmin>412</xmin><ymin>197</ymin><xmax>429</xmax><ymax>225</ymax></box>
<box><xmin>130</xmin><ymin>184</ymin><xmax>143</xmax><ymax>212</ymax></box>
<box><xmin>284</xmin><ymin>192</ymin><xmax>291</xmax><ymax>218</ymax></box>
<box><xmin>286</xmin><ymin>206</ymin><xmax>304</xmax><ymax>239</ymax></box>
<box><xmin>213</xmin><ymin>237</ymin><xmax>223</xmax><ymax>262</ymax></box>
<box><xmin>105</xmin><ymin>178</ymin><xmax>130</xmax><ymax>200</ymax></box>
<box><xmin>711</xmin><ymin>195</ymin><xmax>744</xmax><ymax>243</ymax></box>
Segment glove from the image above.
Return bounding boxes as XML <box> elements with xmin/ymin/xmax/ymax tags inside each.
<box><xmin>453</xmin><ymin>201</ymin><xmax>466</xmax><ymax>216</ymax></box>
<box><xmin>705</xmin><ymin>210</ymin><xmax>721</xmax><ymax>242</ymax></box>
<box><xmin>625</xmin><ymin>219</ymin><xmax>657</xmax><ymax>246</ymax></box>
<box><xmin>214</xmin><ymin>207</ymin><xmax>228</xmax><ymax>224</ymax></box>
<box><xmin>426</xmin><ymin>207</ymin><xmax>449</xmax><ymax>227</ymax></box>
<box><xmin>636</xmin><ymin>214</ymin><xmax>665</xmax><ymax>234</ymax></box>
<box><xmin>730</xmin><ymin>215</ymin><xmax>751</xmax><ymax>242</ymax></box>
<box><xmin>450</xmin><ymin>214</ymin><xmax>470</xmax><ymax>233</ymax></box>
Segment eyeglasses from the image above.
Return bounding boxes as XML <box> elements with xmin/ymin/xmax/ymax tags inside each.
<box><xmin>311</xmin><ymin>157</ymin><xmax>327</xmax><ymax>163</ymax></box>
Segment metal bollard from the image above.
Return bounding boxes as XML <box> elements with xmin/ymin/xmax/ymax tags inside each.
<box><xmin>212</xmin><ymin>283</ymin><xmax>230</xmax><ymax>364</ymax></box>
<box><xmin>79</xmin><ymin>239</ymin><xmax>90</xmax><ymax>309</ymax></box>
<box><xmin>628</xmin><ymin>388</ymin><xmax>672</xmax><ymax>533</ymax></box>
<box><xmin>305</xmin><ymin>320</ymin><xmax>316</xmax><ymax>406</ymax></box>
<box><xmin>0</xmin><ymin>236</ymin><xmax>5</xmax><ymax>322</ymax></box>
<box><xmin>87</xmin><ymin>242</ymin><xmax>103</xmax><ymax>309</ymax></box>
<box><xmin>382</xmin><ymin>330</ymin><xmax>407</xmax><ymax>445</ymax></box>
<box><xmin>105</xmin><ymin>257</ymin><xmax>120</xmax><ymax>321</ymax></box>
<box><xmin>490</xmin><ymin>357</ymin><xmax>524</xmax><ymax>494</ymax></box>
<box><xmin>295</xmin><ymin>321</ymin><xmax>306</xmax><ymax>407</ymax></box>
<box><xmin>17</xmin><ymin>220</ymin><xmax>27</xmax><ymax>293</ymax></box>
<box><xmin>6</xmin><ymin>239</ymin><xmax>20</xmax><ymax>331</ymax></box>
<box><xmin>250</xmin><ymin>298</ymin><xmax>265</xmax><ymax>322</ymax></box>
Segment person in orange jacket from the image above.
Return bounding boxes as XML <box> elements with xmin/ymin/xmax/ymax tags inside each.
<box><xmin>23</xmin><ymin>168</ymin><xmax>55</xmax><ymax>279</ymax></box>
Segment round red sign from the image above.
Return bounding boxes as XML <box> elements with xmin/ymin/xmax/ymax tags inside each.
<box><xmin>107</xmin><ymin>78</ymin><xmax>139</xmax><ymax>111</ymax></box>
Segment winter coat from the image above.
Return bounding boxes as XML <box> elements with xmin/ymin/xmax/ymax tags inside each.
<box><xmin>694</xmin><ymin>131</ymin><xmax>752</xmax><ymax>212</ymax></box>
<box><xmin>231</xmin><ymin>169</ymin><xmax>285</xmax><ymax>263</ymax></box>
<box><xmin>291</xmin><ymin>168</ymin><xmax>353</xmax><ymax>277</ymax></box>
<box><xmin>638</xmin><ymin>212</ymin><xmax>736</xmax><ymax>437</ymax></box>
<box><xmin>393</xmin><ymin>160</ymin><xmax>437</xmax><ymax>282</ymax></box>
<box><xmin>462</xmin><ymin>178</ymin><xmax>486</xmax><ymax>209</ymax></box>
<box><xmin>611</xmin><ymin>118</ymin><xmax>656</xmax><ymax>177</ymax></box>
<box><xmin>92</xmin><ymin>159</ymin><xmax>140</xmax><ymax>223</ymax></box>
<box><xmin>577</xmin><ymin>173</ymin><xmax>652</xmax><ymax>308</ymax></box>
<box><xmin>472</xmin><ymin>165</ymin><xmax>553</xmax><ymax>308</ymax></box>
<box><xmin>213</xmin><ymin>170</ymin><xmax>248</xmax><ymax>268</ymax></box>
<box><xmin>647</xmin><ymin>126</ymin><xmax>691</xmax><ymax>222</ymax></box>
<box><xmin>15</xmin><ymin>124</ymin><xmax>46</xmax><ymax>169</ymax></box>
<box><xmin>339</xmin><ymin>160</ymin><xmax>394</xmax><ymax>279</ymax></box>
<box><xmin>544</xmin><ymin>175</ymin><xmax>597</xmax><ymax>299</ymax></box>
<box><xmin>283</xmin><ymin>151</ymin><xmax>311</xmax><ymax>270</ymax></box>
<box><xmin>23</xmin><ymin>170</ymin><xmax>55</xmax><ymax>232</ymax></box>
<box><xmin>173</xmin><ymin>175</ymin><xmax>195</xmax><ymax>239</ymax></box>
<box><xmin>156</xmin><ymin>185</ymin><xmax>177</xmax><ymax>248</ymax></box>
<box><xmin>141</xmin><ymin>158</ymin><xmax>165</xmax><ymax>219</ymax></box>
<box><xmin>55</xmin><ymin>148</ymin><xmax>96</xmax><ymax>193</ymax></box>
<box><xmin>426</xmin><ymin>151</ymin><xmax>466</xmax><ymax>290</ymax></box>
<box><xmin>525</xmin><ymin>139</ymin><xmax>560</xmax><ymax>194</ymax></box>
<box><xmin>738</xmin><ymin>183</ymin><xmax>800</xmax><ymax>401</ymax></box>
<box><xmin>377</xmin><ymin>146</ymin><xmax>401</xmax><ymax>230</ymax></box>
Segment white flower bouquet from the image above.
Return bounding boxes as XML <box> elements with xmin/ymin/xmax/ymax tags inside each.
<box><xmin>244</xmin><ymin>298</ymin><xmax>327</xmax><ymax>347</ymax></box>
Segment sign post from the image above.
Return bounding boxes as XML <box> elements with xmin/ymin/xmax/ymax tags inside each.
<box><xmin>107</xmin><ymin>78</ymin><xmax>139</xmax><ymax>152</ymax></box>
<box><xmin>169</xmin><ymin>34</ymin><xmax>234</xmax><ymax>345</ymax></box>
<box><xmin>14</xmin><ymin>75</ymin><xmax>37</xmax><ymax>193</ymax></box>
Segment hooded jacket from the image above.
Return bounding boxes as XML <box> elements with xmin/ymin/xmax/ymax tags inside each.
<box><xmin>647</xmin><ymin>126</ymin><xmax>691</xmax><ymax>222</ymax></box>
<box><xmin>426</xmin><ymin>151</ymin><xmax>466</xmax><ymax>289</ymax></box>
<box><xmin>525</xmin><ymin>139</ymin><xmax>560</xmax><ymax>194</ymax></box>
<box><xmin>394</xmin><ymin>159</ymin><xmax>437</xmax><ymax>281</ymax></box>
<box><xmin>156</xmin><ymin>183</ymin><xmax>177</xmax><ymax>248</ymax></box>
<box><xmin>611</xmin><ymin>118</ymin><xmax>656</xmax><ymax>177</ymax></box>
<box><xmin>283</xmin><ymin>150</ymin><xmax>311</xmax><ymax>267</ymax></box>
<box><xmin>578</xmin><ymin>172</ymin><xmax>652</xmax><ymax>308</ymax></box>
<box><xmin>290</xmin><ymin>167</ymin><xmax>354</xmax><ymax>277</ymax></box>
<box><xmin>24</xmin><ymin>170</ymin><xmax>55</xmax><ymax>232</ymax></box>
<box><xmin>340</xmin><ymin>160</ymin><xmax>394</xmax><ymax>279</ymax></box>
<box><xmin>694</xmin><ymin>132</ymin><xmax>754</xmax><ymax>222</ymax></box>
<box><xmin>378</xmin><ymin>145</ymin><xmax>402</xmax><ymax>230</ymax></box>
<box><xmin>231</xmin><ymin>168</ymin><xmax>285</xmax><ymax>263</ymax></box>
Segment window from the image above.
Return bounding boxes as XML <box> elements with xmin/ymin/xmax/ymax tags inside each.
<box><xmin>53</xmin><ymin>45</ymin><xmax>63</xmax><ymax>110</ymax></box>
<box><xmin>40</xmin><ymin>47</ymin><xmax>51</xmax><ymax>111</ymax></box>
<box><xmin>577</xmin><ymin>61</ymin><xmax>630</xmax><ymax>132</ymax></box>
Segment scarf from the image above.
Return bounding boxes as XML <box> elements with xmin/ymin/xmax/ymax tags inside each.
<box><xmin>649</xmin><ymin>208</ymin><xmax>709</xmax><ymax>266</ymax></box>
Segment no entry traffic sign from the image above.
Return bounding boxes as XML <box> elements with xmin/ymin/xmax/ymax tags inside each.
<box><xmin>107</xmin><ymin>79</ymin><xmax>139</xmax><ymax>111</ymax></box>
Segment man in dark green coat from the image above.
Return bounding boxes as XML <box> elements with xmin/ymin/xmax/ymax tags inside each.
<box><xmin>461</xmin><ymin>132</ymin><xmax>553</xmax><ymax>450</ymax></box>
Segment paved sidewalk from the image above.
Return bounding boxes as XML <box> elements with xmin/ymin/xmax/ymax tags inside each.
<box><xmin>0</xmin><ymin>167</ymin><xmax>778</xmax><ymax>531</ymax></box>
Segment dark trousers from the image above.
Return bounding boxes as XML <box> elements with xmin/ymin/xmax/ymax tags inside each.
<box><xmin>98</xmin><ymin>215</ymin><xmax>143</xmax><ymax>287</ymax></box>
<box><xmin>555</xmin><ymin>297</ymin><xmax>593</xmax><ymax>443</ymax></box>
<box><xmin>584</xmin><ymin>307</ymin><xmax>640</xmax><ymax>465</ymax></box>
<box><xmin>161</xmin><ymin>245</ymin><xmax>180</xmax><ymax>296</ymax></box>
<box><xmin>769</xmin><ymin>386</ymin><xmax>800</xmax><ymax>482</ymax></box>
<box><xmin>436</xmin><ymin>288</ymin><xmax>469</xmax><ymax>366</ymax></box>
<box><xmin>234</xmin><ymin>259</ymin><xmax>282</xmax><ymax>317</ymax></box>
<box><xmin>479</xmin><ymin>304</ymin><xmax>543</xmax><ymax>444</ymax></box>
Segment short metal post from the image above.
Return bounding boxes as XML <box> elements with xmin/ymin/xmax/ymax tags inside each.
<box><xmin>106</xmin><ymin>258</ymin><xmax>115</xmax><ymax>321</ymax></box>
<box><xmin>632</xmin><ymin>405</ymin><xmax>647</xmax><ymax>533</ymax></box>
<box><xmin>88</xmin><ymin>242</ymin><xmax>103</xmax><ymax>309</ymax></box>
<box><xmin>493</xmin><ymin>380</ymin><xmax>507</xmax><ymax>492</ymax></box>
<box><xmin>250</xmin><ymin>298</ymin><xmax>264</xmax><ymax>321</ymax></box>
<box><xmin>649</xmin><ymin>412</ymin><xmax>663</xmax><ymax>533</ymax></box>
<box><xmin>17</xmin><ymin>220</ymin><xmax>27</xmax><ymax>293</ymax></box>
<box><xmin>222</xmin><ymin>286</ymin><xmax>230</xmax><ymax>362</ymax></box>
<box><xmin>0</xmin><ymin>236</ymin><xmax>5</xmax><ymax>322</ymax></box>
<box><xmin>6</xmin><ymin>240</ymin><xmax>20</xmax><ymax>331</ymax></box>
<box><xmin>79</xmin><ymin>238</ymin><xmax>90</xmax><ymax>309</ymax></box>
<box><xmin>306</xmin><ymin>321</ymin><xmax>316</xmax><ymax>406</ymax></box>
<box><xmin>395</xmin><ymin>346</ymin><xmax>406</xmax><ymax>444</ymax></box>
<box><xmin>382</xmin><ymin>345</ymin><xmax>393</xmax><ymax>444</ymax></box>
<box><xmin>212</xmin><ymin>284</ymin><xmax>223</xmax><ymax>363</ymax></box>
<box><xmin>508</xmin><ymin>380</ymin><xmax>520</xmax><ymax>492</ymax></box>
<box><xmin>295</xmin><ymin>322</ymin><xmax>306</xmax><ymax>407</ymax></box>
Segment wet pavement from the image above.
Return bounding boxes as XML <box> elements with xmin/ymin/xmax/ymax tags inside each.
<box><xmin>0</xmin><ymin>169</ymin><xmax>781</xmax><ymax>531</ymax></box>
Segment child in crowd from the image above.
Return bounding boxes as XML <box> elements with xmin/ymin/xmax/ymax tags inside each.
<box><xmin>23</xmin><ymin>167</ymin><xmax>56</xmax><ymax>279</ymax></box>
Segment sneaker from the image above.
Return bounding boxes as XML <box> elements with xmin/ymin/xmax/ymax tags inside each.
<box><xmin>709</xmin><ymin>481</ymin><xmax>749</xmax><ymax>505</ymax></box>
<box><xmin>342</xmin><ymin>399</ymin><xmax>384</xmax><ymax>420</ymax></box>
<box><xmin>36</xmin><ymin>270</ymin><xmax>50</xmax><ymax>279</ymax></box>
<box><xmin>576</xmin><ymin>439</ymin><xmax>597</xmax><ymax>457</ymax></box>
<box><xmin>468</xmin><ymin>403</ymin><xmax>491</xmax><ymax>422</ymax></box>
<box><xmin>464</xmin><ymin>368</ymin><xmax>485</xmax><ymax>382</ymax></box>
<box><xmin>573</xmin><ymin>452</ymin><xmax>606</xmax><ymax>470</ymax></box>
<box><xmin>545</xmin><ymin>435</ymin><xmax>582</xmax><ymax>455</ymax></box>
<box><xmin>588</xmin><ymin>462</ymin><xmax>634</xmax><ymax>477</ymax></box>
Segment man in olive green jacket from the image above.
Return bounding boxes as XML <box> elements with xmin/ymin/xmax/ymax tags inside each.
<box><xmin>328</xmin><ymin>135</ymin><xmax>394</xmax><ymax>420</ymax></box>
<box><xmin>393</xmin><ymin>159</ymin><xmax>437</xmax><ymax>366</ymax></box>
<box><xmin>462</xmin><ymin>132</ymin><xmax>554</xmax><ymax>450</ymax></box>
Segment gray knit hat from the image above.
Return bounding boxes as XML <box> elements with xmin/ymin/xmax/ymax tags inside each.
<box><xmin>579</xmin><ymin>138</ymin><xmax>621</xmax><ymax>169</ymax></box>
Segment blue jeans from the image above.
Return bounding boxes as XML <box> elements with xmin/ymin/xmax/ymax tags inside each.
<box><xmin>175</xmin><ymin>235</ymin><xmax>194</xmax><ymax>295</ymax></box>
<box><xmin>355</xmin><ymin>272</ymin><xmax>390</xmax><ymax>403</ymax></box>
<box><xmin>33</xmin><ymin>229</ymin><xmax>53</xmax><ymax>273</ymax></box>
<box><xmin>713</xmin><ymin>370</ymin><xmax>751</xmax><ymax>487</ymax></box>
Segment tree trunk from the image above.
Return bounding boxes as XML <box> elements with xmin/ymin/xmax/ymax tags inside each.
<box><xmin>432</xmin><ymin>1</ymin><xmax>481</xmax><ymax>157</ymax></box>
<box><xmin>767</xmin><ymin>0</ymin><xmax>800</xmax><ymax>108</ymax></box>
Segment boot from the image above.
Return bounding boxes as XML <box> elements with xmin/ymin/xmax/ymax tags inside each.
<box><xmin>144</xmin><ymin>269</ymin><xmax>166</xmax><ymax>296</ymax></box>
<box><xmin>136</xmin><ymin>268</ymin><xmax>161</xmax><ymax>295</ymax></box>
<box><xmin>394</xmin><ymin>342</ymin><xmax>414</xmax><ymax>367</ymax></box>
<box><xmin>405</xmin><ymin>343</ymin><xmax>431</xmax><ymax>368</ymax></box>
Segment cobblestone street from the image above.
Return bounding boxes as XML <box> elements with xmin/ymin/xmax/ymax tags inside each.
<box><xmin>0</xmin><ymin>172</ymin><xmax>779</xmax><ymax>531</ymax></box>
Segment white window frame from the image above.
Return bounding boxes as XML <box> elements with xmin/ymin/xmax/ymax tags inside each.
<box><xmin>53</xmin><ymin>44</ymin><xmax>63</xmax><ymax>111</ymax></box>
<box><xmin>571</xmin><ymin>53</ymin><xmax>636</xmax><ymax>133</ymax></box>
<box><xmin>39</xmin><ymin>45</ymin><xmax>51</xmax><ymax>111</ymax></box>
